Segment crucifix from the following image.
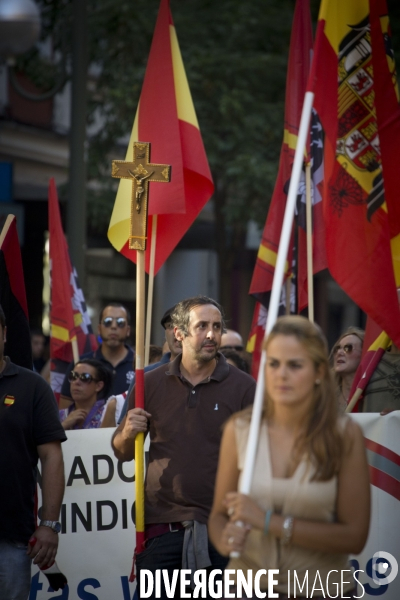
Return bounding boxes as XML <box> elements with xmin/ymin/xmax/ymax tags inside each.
<box><xmin>111</xmin><ymin>141</ymin><xmax>171</xmax><ymax>571</ymax></box>
<box><xmin>111</xmin><ymin>141</ymin><xmax>171</xmax><ymax>251</ymax></box>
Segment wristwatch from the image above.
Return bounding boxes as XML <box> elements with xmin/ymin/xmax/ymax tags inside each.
<box><xmin>39</xmin><ymin>520</ymin><xmax>62</xmax><ymax>533</ymax></box>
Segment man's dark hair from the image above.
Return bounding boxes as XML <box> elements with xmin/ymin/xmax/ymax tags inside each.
<box><xmin>75</xmin><ymin>358</ymin><xmax>113</xmax><ymax>399</ymax></box>
<box><xmin>99</xmin><ymin>302</ymin><xmax>131</xmax><ymax>325</ymax></box>
<box><xmin>160</xmin><ymin>305</ymin><xmax>177</xmax><ymax>329</ymax></box>
<box><xmin>30</xmin><ymin>328</ymin><xmax>45</xmax><ymax>339</ymax></box>
<box><xmin>171</xmin><ymin>296</ymin><xmax>226</xmax><ymax>337</ymax></box>
<box><xmin>0</xmin><ymin>305</ymin><xmax>5</xmax><ymax>329</ymax></box>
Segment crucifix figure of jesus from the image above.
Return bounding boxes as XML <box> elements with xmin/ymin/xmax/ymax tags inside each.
<box><xmin>111</xmin><ymin>142</ymin><xmax>171</xmax><ymax>250</ymax></box>
<box><xmin>128</xmin><ymin>169</ymin><xmax>154</xmax><ymax>213</ymax></box>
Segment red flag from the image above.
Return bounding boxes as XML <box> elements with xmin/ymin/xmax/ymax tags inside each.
<box><xmin>246</xmin><ymin>302</ymin><xmax>267</xmax><ymax>379</ymax></box>
<box><xmin>308</xmin><ymin>0</ymin><xmax>400</xmax><ymax>346</ymax></box>
<box><xmin>247</xmin><ymin>0</ymin><xmax>326</xmax><ymax>369</ymax></box>
<box><xmin>108</xmin><ymin>0</ymin><xmax>213</xmax><ymax>273</ymax></box>
<box><xmin>249</xmin><ymin>0</ymin><xmax>326</xmax><ymax>311</ymax></box>
<box><xmin>369</xmin><ymin>0</ymin><xmax>400</xmax><ymax>246</ymax></box>
<box><xmin>49</xmin><ymin>179</ymin><xmax>97</xmax><ymax>401</ymax></box>
<box><xmin>0</xmin><ymin>215</ymin><xmax>32</xmax><ymax>369</ymax></box>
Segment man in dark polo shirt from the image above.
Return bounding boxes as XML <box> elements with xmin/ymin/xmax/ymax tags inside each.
<box><xmin>112</xmin><ymin>296</ymin><xmax>255</xmax><ymax>599</ymax></box>
<box><xmin>0</xmin><ymin>305</ymin><xmax>66</xmax><ymax>599</ymax></box>
<box><xmin>60</xmin><ymin>302</ymin><xmax>134</xmax><ymax>406</ymax></box>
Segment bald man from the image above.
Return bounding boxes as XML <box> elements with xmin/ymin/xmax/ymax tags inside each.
<box><xmin>220</xmin><ymin>329</ymin><xmax>244</xmax><ymax>352</ymax></box>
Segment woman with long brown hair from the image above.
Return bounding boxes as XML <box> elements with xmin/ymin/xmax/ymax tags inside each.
<box><xmin>208</xmin><ymin>316</ymin><xmax>370</xmax><ymax>599</ymax></box>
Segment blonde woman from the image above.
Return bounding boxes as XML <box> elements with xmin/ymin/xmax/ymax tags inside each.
<box><xmin>209</xmin><ymin>316</ymin><xmax>370</xmax><ymax>599</ymax></box>
<box><xmin>331</xmin><ymin>327</ymin><xmax>364</xmax><ymax>411</ymax></box>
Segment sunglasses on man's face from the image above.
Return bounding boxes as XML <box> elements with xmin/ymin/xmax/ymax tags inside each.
<box><xmin>333</xmin><ymin>343</ymin><xmax>354</xmax><ymax>355</ymax></box>
<box><xmin>68</xmin><ymin>371</ymin><xmax>98</xmax><ymax>384</ymax></box>
<box><xmin>102</xmin><ymin>317</ymin><xmax>127</xmax><ymax>328</ymax></box>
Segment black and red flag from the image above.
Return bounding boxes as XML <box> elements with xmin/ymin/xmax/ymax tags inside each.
<box><xmin>247</xmin><ymin>0</ymin><xmax>326</xmax><ymax>376</ymax></box>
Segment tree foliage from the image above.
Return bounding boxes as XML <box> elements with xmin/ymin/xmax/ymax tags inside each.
<box><xmin>26</xmin><ymin>0</ymin><xmax>297</xmax><ymax>235</ymax></box>
<box><xmin>84</xmin><ymin>0</ymin><xmax>297</xmax><ymax>237</ymax></box>
<box><xmin>20</xmin><ymin>0</ymin><xmax>400</xmax><ymax>308</ymax></box>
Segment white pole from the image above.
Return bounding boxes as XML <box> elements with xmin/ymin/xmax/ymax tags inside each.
<box><xmin>264</xmin><ymin>92</ymin><xmax>314</xmax><ymax>338</ymax></box>
<box><xmin>231</xmin><ymin>91</ymin><xmax>314</xmax><ymax>557</ymax></box>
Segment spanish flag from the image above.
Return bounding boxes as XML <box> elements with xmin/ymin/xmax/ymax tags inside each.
<box><xmin>308</xmin><ymin>0</ymin><xmax>400</xmax><ymax>346</ymax></box>
<box><xmin>4</xmin><ymin>395</ymin><xmax>15</xmax><ymax>406</ymax></box>
<box><xmin>108</xmin><ymin>0</ymin><xmax>213</xmax><ymax>274</ymax></box>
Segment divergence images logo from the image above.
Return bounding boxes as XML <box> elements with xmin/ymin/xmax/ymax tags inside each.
<box><xmin>372</xmin><ymin>551</ymin><xmax>398</xmax><ymax>586</ymax></box>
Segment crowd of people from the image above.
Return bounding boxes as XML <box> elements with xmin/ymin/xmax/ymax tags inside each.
<box><xmin>37</xmin><ymin>299</ymin><xmax>398</xmax><ymax>431</ymax></box>
<box><xmin>3</xmin><ymin>294</ymin><xmax>399</xmax><ymax>599</ymax></box>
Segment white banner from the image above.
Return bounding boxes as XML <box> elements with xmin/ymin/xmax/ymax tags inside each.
<box><xmin>31</xmin><ymin>428</ymin><xmax>139</xmax><ymax>600</ymax></box>
<box><xmin>29</xmin><ymin>414</ymin><xmax>400</xmax><ymax>599</ymax></box>
<box><xmin>348</xmin><ymin>412</ymin><xmax>400</xmax><ymax>600</ymax></box>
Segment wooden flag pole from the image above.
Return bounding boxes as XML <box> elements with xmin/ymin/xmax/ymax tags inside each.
<box><xmin>285</xmin><ymin>278</ymin><xmax>291</xmax><ymax>315</ymax></box>
<box><xmin>346</xmin><ymin>387</ymin><xmax>363</xmax><ymax>413</ymax></box>
<box><xmin>71</xmin><ymin>338</ymin><xmax>80</xmax><ymax>365</ymax></box>
<box><xmin>112</xmin><ymin>142</ymin><xmax>171</xmax><ymax>577</ymax></box>
<box><xmin>231</xmin><ymin>92</ymin><xmax>314</xmax><ymax>558</ymax></box>
<box><xmin>144</xmin><ymin>216</ymin><xmax>158</xmax><ymax>367</ymax></box>
<box><xmin>134</xmin><ymin>249</ymin><xmax>146</xmax><ymax>553</ymax></box>
<box><xmin>305</xmin><ymin>162</ymin><xmax>314</xmax><ymax>322</ymax></box>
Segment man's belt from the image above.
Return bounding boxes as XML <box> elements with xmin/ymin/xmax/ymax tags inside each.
<box><xmin>145</xmin><ymin>522</ymin><xmax>184</xmax><ymax>540</ymax></box>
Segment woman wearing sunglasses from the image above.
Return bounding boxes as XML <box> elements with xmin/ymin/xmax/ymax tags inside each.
<box><xmin>59</xmin><ymin>359</ymin><xmax>113</xmax><ymax>430</ymax></box>
<box><xmin>331</xmin><ymin>327</ymin><xmax>364</xmax><ymax>412</ymax></box>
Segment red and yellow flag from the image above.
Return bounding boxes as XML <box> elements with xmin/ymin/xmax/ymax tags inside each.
<box><xmin>49</xmin><ymin>179</ymin><xmax>98</xmax><ymax>401</ymax></box>
<box><xmin>108</xmin><ymin>0</ymin><xmax>213</xmax><ymax>274</ymax></box>
<box><xmin>308</xmin><ymin>0</ymin><xmax>400</xmax><ymax>346</ymax></box>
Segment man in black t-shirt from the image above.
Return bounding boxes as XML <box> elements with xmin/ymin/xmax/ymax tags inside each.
<box><xmin>0</xmin><ymin>306</ymin><xmax>66</xmax><ymax>600</ymax></box>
